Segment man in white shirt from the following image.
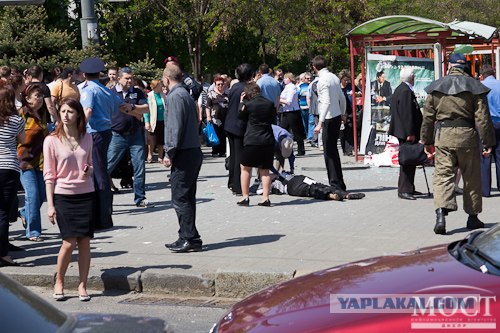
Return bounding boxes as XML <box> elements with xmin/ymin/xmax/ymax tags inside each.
<box><xmin>312</xmin><ymin>55</ymin><xmax>347</xmax><ymax>190</ymax></box>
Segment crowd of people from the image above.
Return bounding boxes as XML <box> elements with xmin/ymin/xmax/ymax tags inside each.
<box><xmin>1</xmin><ymin>50</ymin><xmax>498</xmax><ymax>300</ymax></box>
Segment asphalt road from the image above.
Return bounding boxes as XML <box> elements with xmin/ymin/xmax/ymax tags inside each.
<box><xmin>27</xmin><ymin>286</ymin><xmax>229</xmax><ymax>333</ymax></box>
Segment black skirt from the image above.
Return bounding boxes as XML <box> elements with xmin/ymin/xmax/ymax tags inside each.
<box><xmin>146</xmin><ymin>121</ymin><xmax>165</xmax><ymax>146</ymax></box>
<box><xmin>54</xmin><ymin>192</ymin><xmax>96</xmax><ymax>239</ymax></box>
<box><xmin>240</xmin><ymin>144</ymin><xmax>274</xmax><ymax>169</ymax></box>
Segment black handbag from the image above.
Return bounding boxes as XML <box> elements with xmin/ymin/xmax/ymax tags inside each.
<box><xmin>398</xmin><ymin>142</ymin><xmax>428</xmax><ymax>166</ymax></box>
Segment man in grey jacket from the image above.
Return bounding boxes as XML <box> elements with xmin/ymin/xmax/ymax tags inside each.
<box><xmin>162</xmin><ymin>62</ymin><xmax>204</xmax><ymax>253</ymax></box>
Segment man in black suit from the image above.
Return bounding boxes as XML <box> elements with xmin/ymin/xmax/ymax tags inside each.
<box><xmin>388</xmin><ymin>68</ymin><xmax>423</xmax><ymax>200</ymax></box>
<box><xmin>371</xmin><ymin>70</ymin><xmax>392</xmax><ymax>106</ymax></box>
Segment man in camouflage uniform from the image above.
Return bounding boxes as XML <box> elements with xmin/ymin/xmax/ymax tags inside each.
<box><xmin>421</xmin><ymin>53</ymin><xmax>495</xmax><ymax>235</ymax></box>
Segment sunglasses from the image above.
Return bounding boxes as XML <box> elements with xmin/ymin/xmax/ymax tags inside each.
<box><xmin>216</xmin><ymin>83</ymin><xmax>224</xmax><ymax>86</ymax></box>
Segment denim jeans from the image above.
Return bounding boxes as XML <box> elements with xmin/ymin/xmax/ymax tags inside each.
<box><xmin>107</xmin><ymin>130</ymin><xmax>146</xmax><ymax>204</ymax></box>
<box><xmin>307</xmin><ymin>113</ymin><xmax>316</xmax><ymax>141</ymax></box>
<box><xmin>20</xmin><ymin>168</ymin><xmax>46</xmax><ymax>238</ymax></box>
<box><xmin>299</xmin><ymin>109</ymin><xmax>315</xmax><ymax>141</ymax></box>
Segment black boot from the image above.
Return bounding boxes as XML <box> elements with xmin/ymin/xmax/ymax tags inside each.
<box><xmin>466</xmin><ymin>215</ymin><xmax>484</xmax><ymax>230</ymax></box>
<box><xmin>434</xmin><ymin>208</ymin><xmax>447</xmax><ymax>235</ymax></box>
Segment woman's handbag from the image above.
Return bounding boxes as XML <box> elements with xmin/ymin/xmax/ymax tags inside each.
<box><xmin>398</xmin><ymin>142</ymin><xmax>429</xmax><ymax>166</ymax></box>
<box><xmin>202</xmin><ymin>122</ymin><xmax>220</xmax><ymax>147</ymax></box>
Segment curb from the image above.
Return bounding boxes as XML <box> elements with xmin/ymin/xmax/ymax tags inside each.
<box><xmin>3</xmin><ymin>267</ymin><xmax>296</xmax><ymax>299</ymax></box>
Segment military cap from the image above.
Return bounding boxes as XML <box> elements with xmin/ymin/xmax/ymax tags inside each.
<box><xmin>79</xmin><ymin>57</ymin><xmax>106</xmax><ymax>74</ymax></box>
<box><xmin>164</xmin><ymin>55</ymin><xmax>179</xmax><ymax>64</ymax></box>
<box><xmin>449</xmin><ymin>53</ymin><xmax>467</xmax><ymax>64</ymax></box>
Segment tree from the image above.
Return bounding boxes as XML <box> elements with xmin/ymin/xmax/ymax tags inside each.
<box><xmin>0</xmin><ymin>5</ymin><xmax>76</xmax><ymax>69</ymax></box>
<box><xmin>149</xmin><ymin>0</ymin><xmax>231</xmax><ymax>78</ymax></box>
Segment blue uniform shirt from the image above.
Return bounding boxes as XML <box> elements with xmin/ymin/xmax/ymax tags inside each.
<box><xmin>482</xmin><ymin>76</ymin><xmax>500</xmax><ymax>123</ymax></box>
<box><xmin>79</xmin><ymin>80</ymin><xmax>123</xmax><ymax>133</ymax></box>
<box><xmin>257</xmin><ymin>74</ymin><xmax>281</xmax><ymax>108</ymax></box>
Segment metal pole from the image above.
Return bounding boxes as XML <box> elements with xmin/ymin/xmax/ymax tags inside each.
<box><xmin>80</xmin><ymin>0</ymin><xmax>98</xmax><ymax>47</ymax></box>
<box><xmin>349</xmin><ymin>38</ymin><xmax>359</xmax><ymax>161</ymax></box>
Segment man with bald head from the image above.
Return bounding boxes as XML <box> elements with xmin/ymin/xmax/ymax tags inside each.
<box><xmin>162</xmin><ymin>62</ymin><xmax>203</xmax><ymax>253</ymax></box>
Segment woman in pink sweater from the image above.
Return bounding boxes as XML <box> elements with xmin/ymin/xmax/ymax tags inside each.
<box><xmin>43</xmin><ymin>98</ymin><xmax>94</xmax><ymax>302</ymax></box>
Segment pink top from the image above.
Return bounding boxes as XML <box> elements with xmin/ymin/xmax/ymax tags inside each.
<box><xmin>43</xmin><ymin>133</ymin><xmax>94</xmax><ymax>195</ymax></box>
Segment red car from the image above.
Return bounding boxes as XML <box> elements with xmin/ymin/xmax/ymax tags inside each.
<box><xmin>211</xmin><ymin>226</ymin><xmax>500</xmax><ymax>332</ymax></box>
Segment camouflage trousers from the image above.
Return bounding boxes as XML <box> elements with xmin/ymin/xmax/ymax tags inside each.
<box><xmin>433</xmin><ymin>146</ymin><xmax>482</xmax><ymax>215</ymax></box>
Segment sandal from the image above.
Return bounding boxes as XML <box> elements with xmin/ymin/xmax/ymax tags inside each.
<box><xmin>18</xmin><ymin>211</ymin><xmax>26</xmax><ymax>229</ymax></box>
<box><xmin>28</xmin><ymin>236</ymin><xmax>43</xmax><ymax>242</ymax></box>
<box><xmin>52</xmin><ymin>292</ymin><xmax>66</xmax><ymax>301</ymax></box>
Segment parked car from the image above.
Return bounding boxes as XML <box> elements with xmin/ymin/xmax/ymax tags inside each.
<box><xmin>211</xmin><ymin>225</ymin><xmax>500</xmax><ymax>332</ymax></box>
<box><xmin>0</xmin><ymin>272</ymin><xmax>171</xmax><ymax>333</ymax></box>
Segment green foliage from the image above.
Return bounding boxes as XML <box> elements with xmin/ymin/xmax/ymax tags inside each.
<box><xmin>127</xmin><ymin>53</ymin><xmax>163</xmax><ymax>83</ymax></box>
<box><xmin>0</xmin><ymin>6</ymin><xmax>73</xmax><ymax>69</ymax></box>
<box><xmin>0</xmin><ymin>0</ymin><xmax>498</xmax><ymax>79</ymax></box>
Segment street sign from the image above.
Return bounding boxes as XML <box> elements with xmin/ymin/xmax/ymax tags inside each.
<box><xmin>0</xmin><ymin>0</ymin><xmax>45</xmax><ymax>4</ymax></box>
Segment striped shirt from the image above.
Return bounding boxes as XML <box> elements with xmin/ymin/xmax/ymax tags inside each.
<box><xmin>0</xmin><ymin>115</ymin><xmax>25</xmax><ymax>172</ymax></box>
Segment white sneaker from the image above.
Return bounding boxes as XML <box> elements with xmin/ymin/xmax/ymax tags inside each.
<box><xmin>136</xmin><ymin>199</ymin><xmax>153</xmax><ymax>208</ymax></box>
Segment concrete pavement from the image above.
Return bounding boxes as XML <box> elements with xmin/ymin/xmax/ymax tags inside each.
<box><xmin>3</xmin><ymin>145</ymin><xmax>499</xmax><ymax>299</ymax></box>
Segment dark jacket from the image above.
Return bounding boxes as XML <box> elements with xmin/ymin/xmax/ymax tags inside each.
<box><xmin>388</xmin><ymin>82</ymin><xmax>422</xmax><ymax>141</ymax></box>
<box><xmin>224</xmin><ymin>82</ymin><xmax>247</xmax><ymax>137</ymax></box>
<box><xmin>371</xmin><ymin>80</ymin><xmax>392</xmax><ymax>106</ymax></box>
<box><xmin>238</xmin><ymin>95</ymin><xmax>276</xmax><ymax>146</ymax></box>
<box><xmin>110</xmin><ymin>86</ymin><xmax>146</xmax><ymax>134</ymax></box>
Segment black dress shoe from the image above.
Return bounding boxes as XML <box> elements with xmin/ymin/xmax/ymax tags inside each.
<box><xmin>165</xmin><ymin>238</ymin><xmax>183</xmax><ymax>249</ymax></box>
<box><xmin>413</xmin><ymin>190</ymin><xmax>424</xmax><ymax>195</ymax></box>
<box><xmin>257</xmin><ymin>199</ymin><xmax>271</xmax><ymax>207</ymax></box>
<box><xmin>8</xmin><ymin>242</ymin><xmax>24</xmax><ymax>252</ymax></box>
<box><xmin>398</xmin><ymin>192</ymin><xmax>416</xmax><ymax>200</ymax></box>
<box><xmin>0</xmin><ymin>257</ymin><xmax>20</xmax><ymax>267</ymax></box>
<box><xmin>169</xmin><ymin>239</ymin><xmax>203</xmax><ymax>253</ymax></box>
<box><xmin>237</xmin><ymin>197</ymin><xmax>249</xmax><ymax>206</ymax></box>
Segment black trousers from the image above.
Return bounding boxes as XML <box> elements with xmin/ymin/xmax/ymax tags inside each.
<box><xmin>323</xmin><ymin>116</ymin><xmax>346</xmax><ymax>190</ymax></box>
<box><xmin>91</xmin><ymin>130</ymin><xmax>113</xmax><ymax>230</ymax></box>
<box><xmin>212</xmin><ymin>124</ymin><xmax>226</xmax><ymax>156</ymax></box>
<box><xmin>0</xmin><ymin>170</ymin><xmax>19</xmax><ymax>257</ymax></box>
<box><xmin>281</xmin><ymin>111</ymin><xmax>305</xmax><ymax>153</ymax></box>
<box><xmin>398</xmin><ymin>138</ymin><xmax>416</xmax><ymax>194</ymax></box>
<box><xmin>171</xmin><ymin>148</ymin><xmax>203</xmax><ymax>241</ymax></box>
<box><xmin>226</xmin><ymin>132</ymin><xmax>244</xmax><ymax>194</ymax></box>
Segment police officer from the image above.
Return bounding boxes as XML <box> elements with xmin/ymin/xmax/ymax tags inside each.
<box><xmin>78</xmin><ymin>57</ymin><xmax>133</xmax><ymax>229</ymax></box>
<box><xmin>421</xmin><ymin>53</ymin><xmax>495</xmax><ymax>235</ymax></box>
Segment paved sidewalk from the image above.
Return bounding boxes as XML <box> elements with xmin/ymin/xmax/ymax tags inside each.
<box><xmin>4</xmin><ymin>146</ymin><xmax>499</xmax><ymax>298</ymax></box>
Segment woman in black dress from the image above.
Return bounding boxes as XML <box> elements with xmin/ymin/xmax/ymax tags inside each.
<box><xmin>237</xmin><ymin>82</ymin><xmax>276</xmax><ymax>206</ymax></box>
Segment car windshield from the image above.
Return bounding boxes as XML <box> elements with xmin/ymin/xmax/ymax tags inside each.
<box><xmin>450</xmin><ymin>224</ymin><xmax>500</xmax><ymax>275</ymax></box>
<box><xmin>471</xmin><ymin>224</ymin><xmax>500</xmax><ymax>259</ymax></box>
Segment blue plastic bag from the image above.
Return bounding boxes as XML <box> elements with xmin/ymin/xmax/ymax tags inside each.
<box><xmin>202</xmin><ymin>122</ymin><xmax>220</xmax><ymax>147</ymax></box>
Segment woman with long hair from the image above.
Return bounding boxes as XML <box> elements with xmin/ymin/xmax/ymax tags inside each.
<box><xmin>18</xmin><ymin>84</ymin><xmax>49</xmax><ymax>242</ymax></box>
<box><xmin>0</xmin><ymin>85</ymin><xmax>25</xmax><ymax>267</ymax></box>
<box><xmin>237</xmin><ymin>82</ymin><xmax>276</xmax><ymax>206</ymax></box>
<box><xmin>43</xmin><ymin>98</ymin><xmax>95</xmax><ymax>301</ymax></box>
<box><xmin>145</xmin><ymin>79</ymin><xmax>166</xmax><ymax>163</ymax></box>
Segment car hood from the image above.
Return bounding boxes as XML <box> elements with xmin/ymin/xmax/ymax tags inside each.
<box><xmin>218</xmin><ymin>244</ymin><xmax>500</xmax><ymax>332</ymax></box>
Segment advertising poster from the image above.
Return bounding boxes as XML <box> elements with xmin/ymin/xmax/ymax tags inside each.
<box><xmin>360</xmin><ymin>54</ymin><xmax>435</xmax><ymax>155</ymax></box>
